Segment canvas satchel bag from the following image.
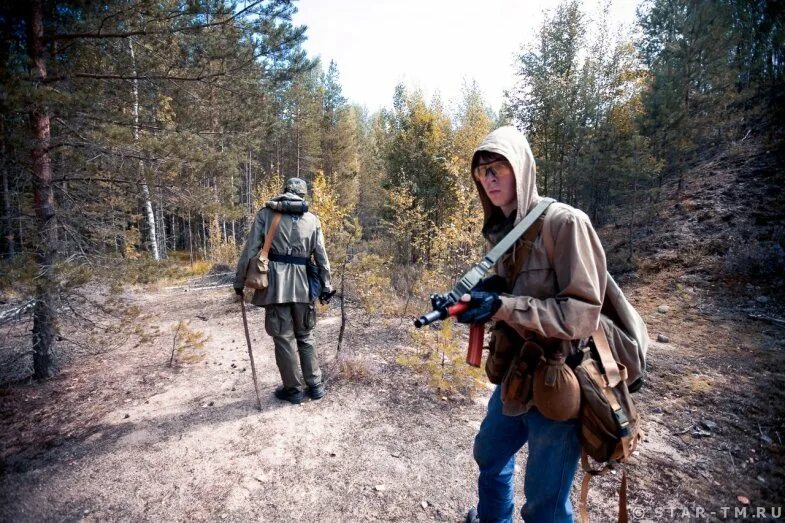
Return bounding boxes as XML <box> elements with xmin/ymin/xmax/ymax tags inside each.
<box><xmin>244</xmin><ymin>212</ymin><xmax>282</xmax><ymax>290</ymax></box>
<box><xmin>575</xmin><ymin>326</ymin><xmax>642</xmax><ymax>523</ymax></box>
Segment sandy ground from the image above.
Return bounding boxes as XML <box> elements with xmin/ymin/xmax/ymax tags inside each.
<box><xmin>1</xmin><ymin>270</ymin><xmax>784</xmax><ymax>522</ymax></box>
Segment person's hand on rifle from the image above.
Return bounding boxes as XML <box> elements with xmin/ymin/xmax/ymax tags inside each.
<box><xmin>474</xmin><ymin>275</ymin><xmax>508</xmax><ymax>293</ymax></box>
<box><xmin>456</xmin><ymin>291</ymin><xmax>501</xmax><ymax>324</ymax></box>
<box><xmin>234</xmin><ymin>286</ymin><xmax>244</xmax><ymax>301</ymax></box>
<box><xmin>319</xmin><ymin>289</ymin><xmax>337</xmax><ymax>305</ymax></box>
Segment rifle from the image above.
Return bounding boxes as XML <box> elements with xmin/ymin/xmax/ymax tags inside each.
<box><xmin>413</xmin><ymin>198</ymin><xmax>555</xmax><ymax>367</ymax></box>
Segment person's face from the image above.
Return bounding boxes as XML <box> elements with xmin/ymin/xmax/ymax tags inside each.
<box><xmin>473</xmin><ymin>159</ymin><xmax>517</xmax><ymax>211</ymax></box>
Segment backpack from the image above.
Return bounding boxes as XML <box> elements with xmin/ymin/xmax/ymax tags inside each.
<box><xmin>575</xmin><ymin>274</ymin><xmax>648</xmax><ymax>523</ymax></box>
<box><xmin>599</xmin><ymin>274</ymin><xmax>649</xmax><ymax>392</ymax></box>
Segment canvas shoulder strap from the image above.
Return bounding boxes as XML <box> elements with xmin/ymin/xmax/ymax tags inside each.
<box><xmin>580</xmin><ymin>453</ymin><xmax>629</xmax><ymax>523</ymax></box>
<box><xmin>259</xmin><ymin>212</ymin><xmax>283</xmax><ymax>260</ymax></box>
<box><xmin>592</xmin><ymin>325</ymin><xmax>622</xmax><ymax>388</ymax></box>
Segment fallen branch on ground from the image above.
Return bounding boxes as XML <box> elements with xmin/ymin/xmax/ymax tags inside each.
<box><xmin>0</xmin><ymin>300</ymin><xmax>35</xmax><ymax>325</ymax></box>
<box><xmin>169</xmin><ymin>322</ymin><xmax>182</xmax><ymax>367</ymax></box>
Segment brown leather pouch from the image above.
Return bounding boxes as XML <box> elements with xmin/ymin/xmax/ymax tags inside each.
<box><xmin>485</xmin><ymin>321</ymin><xmax>522</xmax><ymax>385</ymax></box>
<box><xmin>533</xmin><ymin>353</ymin><xmax>581</xmax><ymax>421</ymax></box>
<box><xmin>501</xmin><ymin>341</ymin><xmax>544</xmax><ymax>416</ymax></box>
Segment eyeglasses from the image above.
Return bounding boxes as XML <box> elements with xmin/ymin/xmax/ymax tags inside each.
<box><xmin>472</xmin><ymin>160</ymin><xmax>512</xmax><ymax>182</ymax></box>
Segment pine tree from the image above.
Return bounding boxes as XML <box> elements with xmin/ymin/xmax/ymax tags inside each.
<box><xmin>506</xmin><ymin>0</ymin><xmax>584</xmax><ymax>200</ymax></box>
<box><xmin>385</xmin><ymin>86</ymin><xmax>454</xmax><ymax>264</ymax></box>
<box><xmin>0</xmin><ymin>0</ymin><xmax>314</xmax><ymax>378</ymax></box>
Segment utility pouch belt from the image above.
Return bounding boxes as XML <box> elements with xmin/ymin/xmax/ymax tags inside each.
<box><xmin>267</xmin><ymin>253</ymin><xmax>322</xmax><ymax>302</ymax></box>
<box><xmin>268</xmin><ymin>253</ymin><xmax>308</xmax><ymax>265</ymax></box>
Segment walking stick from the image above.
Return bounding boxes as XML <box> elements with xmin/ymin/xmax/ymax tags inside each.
<box><xmin>239</xmin><ymin>295</ymin><xmax>263</xmax><ymax>411</ymax></box>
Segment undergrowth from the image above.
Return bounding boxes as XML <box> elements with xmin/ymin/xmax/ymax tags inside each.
<box><xmin>399</xmin><ymin>318</ymin><xmax>486</xmax><ymax>399</ymax></box>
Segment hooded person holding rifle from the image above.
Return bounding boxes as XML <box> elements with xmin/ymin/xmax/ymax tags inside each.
<box><xmin>234</xmin><ymin>177</ymin><xmax>335</xmax><ymax>405</ymax></box>
<box><xmin>457</xmin><ymin>126</ymin><xmax>608</xmax><ymax>523</ymax></box>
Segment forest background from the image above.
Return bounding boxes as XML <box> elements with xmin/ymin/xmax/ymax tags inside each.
<box><xmin>0</xmin><ymin>0</ymin><xmax>783</xmax><ymax>382</ymax></box>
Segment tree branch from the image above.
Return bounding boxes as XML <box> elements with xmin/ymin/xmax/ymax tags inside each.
<box><xmin>54</xmin><ymin>1</ymin><xmax>265</xmax><ymax>41</ymax></box>
<box><xmin>42</xmin><ymin>70</ymin><xmax>227</xmax><ymax>84</ymax></box>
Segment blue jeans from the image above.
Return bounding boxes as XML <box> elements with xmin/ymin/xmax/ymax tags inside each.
<box><xmin>473</xmin><ymin>386</ymin><xmax>581</xmax><ymax>523</ymax></box>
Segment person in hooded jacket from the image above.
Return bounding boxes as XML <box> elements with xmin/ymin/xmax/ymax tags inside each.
<box><xmin>458</xmin><ymin>127</ymin><xmax>607</xmax><ymax>523</ymax></box>
<box><xmin>233</xmin><ymin>177</ymin><xmax>334</xmax><ymax>404</ymax></box>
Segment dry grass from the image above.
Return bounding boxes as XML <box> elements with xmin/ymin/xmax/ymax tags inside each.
<box><xmin>185</xmin><ymin>260</ymin><xmax>213</xmax><ymax>277</ymax></box>
<box><xmin>331</xmin><ymin>352</ymin><xmax>371</xmax><ymax>382</ymax></box>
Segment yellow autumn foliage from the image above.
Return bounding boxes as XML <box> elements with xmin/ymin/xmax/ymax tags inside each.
<box><xmin>252</xmin><ymin>173</ymin><xmax>285</xmax><ymax>212</ymax></box>
<box><xmin>310</xmin><ymin>171</ymin><xmax>349</xmax><ymax>243</ymax></box>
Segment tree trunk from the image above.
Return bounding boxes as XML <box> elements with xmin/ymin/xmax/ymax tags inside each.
<box><xmin>27</xmin><ymin>0</ymin><xmax>57</xmax><ymax>378</ymax></box>
<box><xmin>188</xmin><ymin>210</ymin><xmax>193</xmax><ymax>265</ymax></box>
<box><xmin>171</xmin><ymin>213</ymin><xmax>177</xmax><ymax>252</ymax></box>
<box><xmin>296</xmin><ymin>126</ymin><xmax>301</xmax><ymax>177</ymax></box>
<box><xmin>1</xmin><ymin>115</ymin><xmax>15</xmax><ymax>259</ymax></box>
<box><xmin>201</xmin><ymin>214</ymin><xmax>208</xmax><ymax>260</ymax></box>
<box><xmin>246</xmin><ymin>150</ymin><xmax>252</xmax><ymax>216</ymax></box>
<box><xmin>156</xmin><ymin>166</ymin><xmax>166</xmax><ymax>258</ymax></box>
<box><xmin>628</xmin><ymin>141</ymin><xmax>639</xmax><ymax>263</ymax></box>
<box><xmin>128</xmin><ymin>37</ymin><xmax>160</xmax><ymax>260</ymax></box>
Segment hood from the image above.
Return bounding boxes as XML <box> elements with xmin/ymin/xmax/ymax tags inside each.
<box><xmin>265</xmin><ymin>193</ymin><xmax>308</xmax><ymax>214</ymax></box>
<box><xmin>471</xmin><ymin>126</ymin><xmax>540</xmax><ymax>236</ymax></box>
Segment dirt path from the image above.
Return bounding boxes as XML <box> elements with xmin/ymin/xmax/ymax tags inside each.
<box><xmin>1</xmin><ymin>274</ymin><xmax>784</xmax><ymax>522</ymax></box>
<box><xmin>1</xmin><ymin>284</ymin><xmax>484</xmax><ymax>522</ymax></box>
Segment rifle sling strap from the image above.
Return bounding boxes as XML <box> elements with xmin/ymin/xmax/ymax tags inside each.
<box><xmin>258</xmin><ymin>212</ymin><xmax>283</xmax><ymax>261</ymax></box>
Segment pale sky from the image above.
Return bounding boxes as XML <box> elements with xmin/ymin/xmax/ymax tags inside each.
<box><xmin>292</xmin><ymin>0</ymin><xmax>641</xmax><ymax>114</ymax></box>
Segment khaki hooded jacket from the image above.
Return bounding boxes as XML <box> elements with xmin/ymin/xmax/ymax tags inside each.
<box><xmin>473</xmin><ymin>126</ymin><xmax>608</xmax><ymax>352</ymax></box>
<box><xmin>234</xmin><ymin>193</ymin><xmax>332</xmax><ymax>307</ymax></box>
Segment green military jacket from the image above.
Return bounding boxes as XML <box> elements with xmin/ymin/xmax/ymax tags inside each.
<box><xmin>234</xmin><ymin>193</ymin><xmax>332</xmax><ymax>306</ymax></box>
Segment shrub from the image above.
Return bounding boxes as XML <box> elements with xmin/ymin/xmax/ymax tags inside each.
<box><xmin>399</xmin><ymin>318</ymin><xmax>486</xmax><ymax>399</ymax></box>
<box><xmin>349</xmin><ymin>252</ymin><xmax>399</xmax><ymax>323</ymax></box>
<box><xmin>169</xmin><ymin>320</ymin><xmax>209</xmax><ymax>365</ymax></box>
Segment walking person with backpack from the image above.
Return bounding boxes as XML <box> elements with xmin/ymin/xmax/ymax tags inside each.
<box><xmin>456</xmin><ymin>126</ymin><xmax>610</xmax><ymax>522</ymax></box>
<box><xmin>234</xmin><ymin>177</ymin><xmax>335</xmax><ymax>405</ymax></box>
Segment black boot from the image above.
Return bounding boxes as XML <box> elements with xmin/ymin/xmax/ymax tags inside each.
<box><xmin>308</xmin><ymin>382</ymin><xmax>325</xmax><ymax>400</ymax></box>
<box><xmin>466</xmin><ymin>507</ymin><xmax>479</xmax><ymax>523</ymax></box>
<box><xmin>274</xmin><ymin>386</ymin><xmax>305</xmax><ymax>404</ymax></box>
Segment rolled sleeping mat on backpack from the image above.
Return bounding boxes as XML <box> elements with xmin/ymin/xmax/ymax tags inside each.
<box><xmin>265</xmin><ymin>200</ymin><xmax>308</xmax><ymax>214</ymax></box>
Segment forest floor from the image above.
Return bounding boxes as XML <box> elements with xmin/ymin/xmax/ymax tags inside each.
<box><xmin>1</xmin><ymin>262</ymin><xmax>784</xmax><ymax>522</ymax></box>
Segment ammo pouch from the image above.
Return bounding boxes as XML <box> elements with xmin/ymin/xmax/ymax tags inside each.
<box><xmin>485</xmin><ymin>321</ymin><xmax>522</xmax><ymax>384</ymax></box>
<box><xmin>500</xmin><ymin>340</ymin><xmax>543</xmax><ymax>416</ymax></box>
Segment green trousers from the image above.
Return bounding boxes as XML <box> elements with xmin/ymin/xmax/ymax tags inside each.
<box><xmin>264</xmin><ymin>302</ymin><xmax>322</xmax><ymax>390</ymax></box>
